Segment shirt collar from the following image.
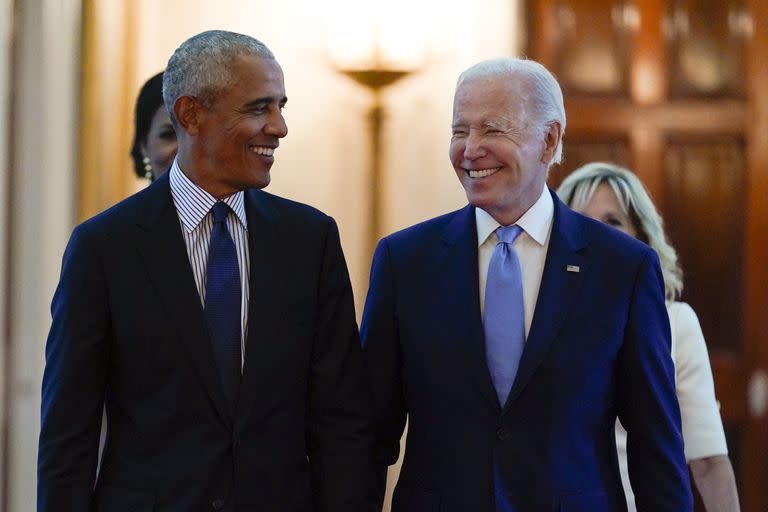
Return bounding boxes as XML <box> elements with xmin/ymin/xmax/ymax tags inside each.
<box><xmin>169</xmin><ymin>158</ymin><xmax>248</xmax><ymax>233</ymax></box>
<box><xmin>476</xmin><ymin>186</ymin><xmax>554</xmax><ymax>247</ymax></box>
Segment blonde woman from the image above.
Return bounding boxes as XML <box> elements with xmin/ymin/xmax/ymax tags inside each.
<box><xmin>557</xmin><ymin>162</ymin><xmax>739</xmax><ymax>512</ymax></box>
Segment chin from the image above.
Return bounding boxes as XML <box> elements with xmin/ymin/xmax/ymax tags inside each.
<box><xmin>465</xmin><ymin>191</ymin><xmax>494</xmax><ymax>209</ymax></box>
<box><xmin>253</xmin><ymin>172</ymin><xmax>271</xmax><ymax>190</ymax></box>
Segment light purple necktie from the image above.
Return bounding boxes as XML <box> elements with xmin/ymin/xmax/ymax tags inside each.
<box><xmin>484</xmin><ymin>225</ymin><xmax>525</xmax><ymax>408</ymax></box>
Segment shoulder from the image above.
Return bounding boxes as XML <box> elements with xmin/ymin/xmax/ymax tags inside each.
<box><xmin>380</xmin><ymin>206</ymin><xmax>469</xmax><ymax>250</ymax></box>
<box><xmin>666</xmin><ymin>301</ymin><xmax>704</xmax><ymax>354</ymax></box>
<box><xmin>70</xmin><ymin>180</ymin><xmax>165</xmax><ymax>243</ymax></box>
<box><xmin>249</xmin><ymin>189</ymin><xmax>330</xmax><ymax>221</ymax></box>
<box><xmin>246</xmin><ymin>189</ymin><xmax>338</xmax><ymax>245</ymax></box>
<box><xmin>560</xmin><ymin>205</ymin><xmax>656</xmax><ymax>268</ymax></box>
<box><xmin>667</xmin><ymin>301</ymin><xmax>697</xmax><ymax>322</ymax></box>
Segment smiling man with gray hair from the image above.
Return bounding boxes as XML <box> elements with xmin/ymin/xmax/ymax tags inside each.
<box><xmin>38</xmin><ymin>30</ymin><xmax>376</xmax><ymax>512</ymax></box>
<box><xmin>361</xmin><ymin>57</ymin><xmax>692</xmax><ymax>511</ymax></box>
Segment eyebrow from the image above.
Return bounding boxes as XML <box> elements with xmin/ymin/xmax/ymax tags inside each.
<box><xmin>243</xmin><ymin>95</ymin><xmax>288</xmax><ymax>109</ymax></box>
<box><xmin>450</xmin><ymin>121</ymin><xmax>516</xmax><ymax>131</ymax></box>
<box><xmin>484</xmin><ymin>119</ymin><xmax>516</xmax><ymax>130</ymax></box>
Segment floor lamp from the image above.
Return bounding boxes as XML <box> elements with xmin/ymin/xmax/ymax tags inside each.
<box><xmin>338</xmin><ymin>67</ymin><xmax>411</xmax><ymax>260</ymax></box>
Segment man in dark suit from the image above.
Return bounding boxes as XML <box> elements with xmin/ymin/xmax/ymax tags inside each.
<box><xmin>38</xmin><ymin>30</ymin><xmax>374</xmax><ymax>512</ymax></box>
<box><xmin>361</xmin><ymin>58</ymin><xmax>692</xmax><ymax>511</ymax></box>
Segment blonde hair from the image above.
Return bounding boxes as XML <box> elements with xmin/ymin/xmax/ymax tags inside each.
<box><xmin>556</xmin><ymin>162</ymin><xmax>683</xmax><ymax>300</ymax></box>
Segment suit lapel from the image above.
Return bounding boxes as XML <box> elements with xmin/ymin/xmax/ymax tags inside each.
<box><xmin>135</xmin><ymin>174</ymin><xmax>231</xmax><ymax>425</ymax></box>
<box><xmin>504</xmin><ymin>191</ymin><xmax>588</xmax><ymax>409</ymax></box>
<box><xmin>438</xmin><ymin>205</ymin><xmax>500</xmax><ymax>412</ymax></box>
<box><xmin>236</xmin><ymin>190</ymin><xmax>284</xmax><ymax>424</ymax></box>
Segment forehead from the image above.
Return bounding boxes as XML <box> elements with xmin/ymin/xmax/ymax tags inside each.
<box><xmin>149</xmin><ymin>105</ymin><xmax>171</xmax><ymax>126</ymax></box>
<box><xmin>452</xmin><ymin>74</ymin><xmax>530</xmax><ymax>123</ymax></box>
<box><xmin>587</xmin><ymin>182</ymin><xmax>624</xmax><ymax>212</ymax></box>
<box><xmin>225</xmin><ymin>54</ymin><xmax>285</xmax><ymax>98</ymax></box>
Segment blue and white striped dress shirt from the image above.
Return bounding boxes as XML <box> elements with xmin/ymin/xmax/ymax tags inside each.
<box><xmin>169</xmin><ymin>159</ymin><xmax>250</xmax><ymax>370</ymax></box>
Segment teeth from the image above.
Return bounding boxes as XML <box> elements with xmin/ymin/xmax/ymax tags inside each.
<box><xmin>251</xmin><ymin>146</ymin><xmax>274</xmax><ymax>156</ymax></box>
<box><xmin>468</xmin><ymin>167</ymin><xmax>500</xmax><ymax>178</ymax></box>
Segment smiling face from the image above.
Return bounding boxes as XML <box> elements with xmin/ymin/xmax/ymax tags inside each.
<box><xmin>580</xmin><ymin>182</ymin><xmax>639</xmax><ymax>238</ymax></box>
<box><xmin>449</xmin><ymin>74</ymin><xmax>553</xmax><ymax>225</ymax></box>
<box><xmin>180</xmin><ymin>53</ymin><xmax>288</xmax><ymax>198</ymax></box>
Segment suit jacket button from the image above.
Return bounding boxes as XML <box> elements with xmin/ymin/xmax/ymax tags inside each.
<box><xmin>212</xmin><ymin>498</ymin><xmax>225</xmax><ymax>510</ymax></box>
<box><xmin>496</xmin><ymin>427</ymin><xmax>511</xmax><ymax>441</ymax></box>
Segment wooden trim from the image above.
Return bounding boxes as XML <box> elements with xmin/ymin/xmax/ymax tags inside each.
<box><xmin>565</xmin><ymin>98</ymin><xmax>746</xmax><ymax>134</ymax></box>
<box><xmin>631</xmin><ymin>0</ymin><xmax>667</xmax><ymax>104</ymax></box>
<box><xmin>629</xmin><ymin>126</ymin><xmax>665</xmax><ymax>210</ymax></box>
<box><xmin>743</xmin><ymin>0</ymin><xmax>768</xmax><ymax>509</ymax></box>
<box><xmin>526</xmin><ymin>0</ymin><xmax>557</xmax><ymax>68</ymax></box>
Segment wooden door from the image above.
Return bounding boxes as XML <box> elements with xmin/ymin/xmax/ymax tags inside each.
<box><xmin>528</xmin><ymin>1</ymin><xmax>768</xmax><ymax>510</ymax></box>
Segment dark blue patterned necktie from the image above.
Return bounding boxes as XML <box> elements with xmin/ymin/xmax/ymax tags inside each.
<box><xmin>204</xmin><ymin>201</ymin><xmax>241</xmax><ymax>413</ymax></box>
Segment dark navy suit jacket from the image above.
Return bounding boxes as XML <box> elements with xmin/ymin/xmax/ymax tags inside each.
<box><xmin>38</xmin><ymin>173</ymin><xmax>375</xmax><ymax>512</ymax></box>
<box><xmin>361</xmin><ymin>190</ymin><xmax>692</xmax><ymax>512</ymax></box>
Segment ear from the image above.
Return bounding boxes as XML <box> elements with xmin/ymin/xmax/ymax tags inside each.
<box><xmin>173</xmin><ymin>96</ymin><xmax>202</xmax><ymax>135</ymax></box>
<box><xmin>540</xmin><ymin>121</ymin><xmax>562</xmax><ymax>165</ymax></box>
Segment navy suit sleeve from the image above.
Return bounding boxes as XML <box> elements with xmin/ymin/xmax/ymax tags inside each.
<box><xmin>307</xmin><ymin>217</ymin><xmax>377</xmax><ymax>512</ymax></box>
<box><xmin>360</xmin><ymin>239</ymin><xmax>407</xmax><ymax>507</ymax></box>
<box><xmin>616</xmin><ymin>251</ymin><xmax>693</xmax><ymax>511</ymax></box>
<box><xmin>38</xmin><ymin>224</ymin><xmax>109</xmax><ymax>511</ymax></box>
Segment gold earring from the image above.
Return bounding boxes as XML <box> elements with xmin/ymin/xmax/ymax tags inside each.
<box><xmin>142</xmin><ymin>156</ymin><xmax>153</xmax><ymax>179</ymax></box>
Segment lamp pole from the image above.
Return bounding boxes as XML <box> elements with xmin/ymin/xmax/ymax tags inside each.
<box><xmin>339</xmin><ymin>68</ymin><xmax>410</xmax><ymax>261</ymax></box>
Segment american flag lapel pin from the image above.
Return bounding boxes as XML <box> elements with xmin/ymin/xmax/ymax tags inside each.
<box><xmin>566</xmin><ymin>265</ymin><xmax>580</xmax><ymax>273</ymax></box>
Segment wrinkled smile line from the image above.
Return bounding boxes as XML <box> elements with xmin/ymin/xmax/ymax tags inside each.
<box><xmin>250</xmin><ymin>145</ymin><xmax>275</xmax><ymax>156</ymax></box>
<box><xmin>464</xmin><ymin>167</ymin><xmax>501</xmax><ymax>179</ymax></box>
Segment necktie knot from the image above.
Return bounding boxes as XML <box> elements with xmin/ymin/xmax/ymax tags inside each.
<box><xmin>496</xmin><ymin>225</ymin><xmax>523</xmax><ymax>245</ymax></box>
<box><xmin>211</xmin><ymin>202</ymin><xmax>230</xmax><ymax>224</ymax></box>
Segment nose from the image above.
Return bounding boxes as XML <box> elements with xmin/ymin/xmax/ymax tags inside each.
<box><xmin>463</xmin><ymin>130</ymin><xmax>485</xmax><ymax>160</ymax></box>
<box><xmin>265</xmin><ymin>111</ymin><xmax>288</xmax><ymax>138</ymax></box>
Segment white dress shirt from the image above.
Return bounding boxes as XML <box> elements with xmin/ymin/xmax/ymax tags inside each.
<box><xmin>477</xmin><ymin>186</ymin><xmax>554</xmax><ymax>337</ymax></box>
<box><xmin>169</xmin><ymin>159</ymin><xmax>250</xmax><ymax>369</ymax></box>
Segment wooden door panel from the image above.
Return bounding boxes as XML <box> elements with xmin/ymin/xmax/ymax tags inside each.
<box><xmin>663</xmin><ymin>137</ymin><xmax>746</xmax><ymax>354</ymax></box>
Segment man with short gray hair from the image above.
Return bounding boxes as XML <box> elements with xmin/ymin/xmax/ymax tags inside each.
<box><xmin>361</xmin><ymin>58</ymin><xmax>692</xmax><ymax>511</ymax></box>
<box><xmin>38</xmin><ymin>30</ymin><xmax>376</xmax><ymax>512</ymax></box>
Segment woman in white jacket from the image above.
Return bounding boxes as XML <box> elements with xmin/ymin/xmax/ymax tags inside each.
<box><xmin>557</xmin><ymin>162</ymin><xmax>740</xmax><ymax>512</ymax></box>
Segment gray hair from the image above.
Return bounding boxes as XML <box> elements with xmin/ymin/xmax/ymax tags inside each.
<box><xmin>163</xmin><ymin>30</ymin><xmax>275</xmax><ymax>124</ymax></box>
<box><xmin>457</xmin><ymin>58</ymin><xmax>566</xmax><ymax>165</ymax></box>
<box><xmin>556</xmin><ymin>162</ymin><xmax>683</xmax><ymax>300</ymax></box>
